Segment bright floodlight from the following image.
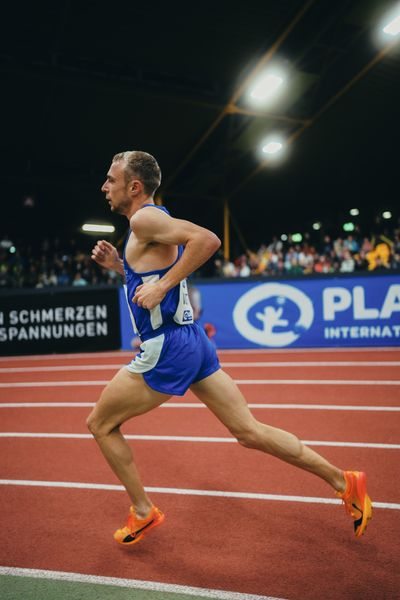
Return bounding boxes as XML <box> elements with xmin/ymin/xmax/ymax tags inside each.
<box><xmin>312</xmin><ymin>222</ymin><xmax>321</xmax><ymax>231</ymax></box>
<box><xmin>262</xmin><ymin>141</ymin><xmax>283</xmax><ymax>155</ymax></box>
<box><xmin>383</xmin><ymin>13</ymin><xmax>400</xmax><ymax>36</ymax></box>
<box><xmin>82</xmin><ymin>223</ymin><xmax>115</xmax><ymax>233</ymax></box>
<box><xmin>382</xmin><ymin>211</ymin><xmax>392</xmax><ymax>219</ymax></box>
<box><xmin>281</xmin><ymin>234</ymin><xmax>288</xmax><ymax>241</ymax></box>
<box><xmin>292</xmin><ymin>233</ymin><xmax>302</xmax><ymax>242</ymax></box>
<box><xmin>350</xmin><ymin>208</ymin><xmax>359</xmax><ymax>216</ymax></box>
<box><xmin>250</xmin><ymin>73</ymin><xmax>284</xmax><ymax>102</ymax></box>
<box><xmin>343</xmin><ymin>222</ymin><xmax>355</xmax><ymax>232</ymax></box>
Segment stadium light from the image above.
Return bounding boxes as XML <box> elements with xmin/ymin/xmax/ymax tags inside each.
<box><xmin>383</xmin><ymin>10</ymin><xmax>400</xmax><ymax>36</ymax></box>
<box><xmin>343</xmin><ymin>222</ymin><xmax>355</xmax><ymax>232</ymax></box>
<box><xmin>249</xmin><ymin>71</ymin><xmax>284</xmax><ymax>103</ymax></box>
<box><xmin>376</xmin><ymin>4</ymin><xmax>400</xmax><ymax>45</ymax></box>
<box><xmin>292</xmin><ymin>233</ymin><xmax>302</xmax><ymax>242</ymax></box>
<box><xmin>350</xmin><ymin>208</ymin><xmax>359</xmax><ymax>216</ymax></box>
<box><xmin>9</xmin><ymin>246</ymin><xmax>16</xmax><ymax>254</ymax></box>
<box><xmin>82</xmin><ymin>223</ymin><xmax>115</xmax><ymax>233</ymax></box>
<box><xmin>281</xmin><ymin>234</ymin><xmax>288</xmax><ymax>241</ymax></box>
<box><xmin>382</xmin><ymin>211</ymin><xmax>392</xmax><ymax>219</ymax></box>
<box><xmin>262</xmin><ymin>141</ymin><xmax>283</xmax><ymax>155</ymax></box>
<box><xmin>312</xmin><ymin>222</ymin><xmax>321</xmax><ymax>231</ymax></box>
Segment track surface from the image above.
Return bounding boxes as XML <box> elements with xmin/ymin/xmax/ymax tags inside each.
<box><xmin>1</xmin><ymin>348</ymin><xmax>400</xmax><ymax>600</ymax></box>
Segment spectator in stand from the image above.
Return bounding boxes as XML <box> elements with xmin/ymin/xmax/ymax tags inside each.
<box><xmin>57</xmin><ymin>268</ymin><xmax>70</xmax><ymax>285</ymax></box>
<box><xmin>314</xmin><ymin>254</ymin><xmax>332</xmax><ymax>274</ymax></box>
<box><xmin>237</xmin><ymin>255</ymin><xmax>251</xmax><ymax>277</ymax></box>
<box><xmin>221</xmin><ymin>258</ymin><xmax>236</xmax><ymax>277</ymax></box>
<box><xmin>333</xmin><ymin>236</ymin><xmax>345</xmax><ymax>259</ymax></box>
<box><xmin>373</xmin><ymin>256</ymin><xmax>389</xmax><ymax>272</ymax></box>
<box><xmin>354</xmin><ymin>250</ymin><xmax>369</xmax><ymax>271</ymax></box>
<box><xmin>321</xmin><ymin>235</ymin><xmax>333</xmax><ymax>255</ymax></box>
<box><xmin>390</xmin><ymin>253</ymin><xmax>400</xmax><ymax>270</ymax></box>
<box><xmin>73</xmin><ymin>272</ymin><xmax>88</xmax><ymax>286</ymax></box>
<box><xmin>366</xmin><ymin>240</ymin><xmax>391</xmax><ymax>270</ymax></box>
<box><xmin>340</xmin><ymin>249</ymin><xmax>355</xmax><ymax>273</ymax></box>
<box><xmin>289</xmin><ymin>257</ymin><xmax>303</xmax><ymax>275</ymax></box>
<box><xmin>361</xmin><ymin>237</ymin><xmax>373</xmax><ymax>253</ymax></box>
<box><xmin>344</xmin><ymin>235</ymin><xmax>359</xmax><ymax>253</ymax></box>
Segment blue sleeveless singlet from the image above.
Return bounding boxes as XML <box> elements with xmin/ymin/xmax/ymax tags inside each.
<box><xmin>123</xmin><ymin>204</ymin><xmax>220</xmax><ymax>396</ymax></box>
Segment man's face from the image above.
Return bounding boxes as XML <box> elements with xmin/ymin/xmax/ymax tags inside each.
<box><xmin>101</xmin><ymin>161</ymin><xmax>132</xmax><ymax>215</ymax></box>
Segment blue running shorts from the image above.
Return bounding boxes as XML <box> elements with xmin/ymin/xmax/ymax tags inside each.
<box><xmin>125</xmin><ymin>322</ymin><xmax>220</xmax><ymax>396</ymax></box>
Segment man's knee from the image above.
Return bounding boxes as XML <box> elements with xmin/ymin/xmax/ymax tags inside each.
<box><xmin>86</xmin><ymin>411</ymin><xmax>101</xmax><ymax>437</ymax></box>
<box><xmin>233</xmin><ymin>423</ymin><xmax>262</xmax><ymax>449</ymax></box>
<box><xmin>86</xmin><ymin>408</ymin><xmax>116</xmax><ymax>439</ymax></box>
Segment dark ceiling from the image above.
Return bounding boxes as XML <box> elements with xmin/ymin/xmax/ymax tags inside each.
<box><xmin>2</xmin><ymin>0</ymin><xmax>400</xmax><ymax>255</ymax></box>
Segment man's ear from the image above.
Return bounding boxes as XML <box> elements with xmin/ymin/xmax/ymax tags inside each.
<box><xmin>130</xmin><ymin>179</ymin><xmax>142</xmax><ymax>195</ymax></box>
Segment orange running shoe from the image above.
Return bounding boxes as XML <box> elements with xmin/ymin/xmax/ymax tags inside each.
<box><xmin>337</xmin><ymin>471</ymin><xmax>372</xmax><ymax>537</ymax></box>
<box><xmin>114</xmin><ymin>505</ymin><xmax>165</xmax><ymax>545</ymax></box>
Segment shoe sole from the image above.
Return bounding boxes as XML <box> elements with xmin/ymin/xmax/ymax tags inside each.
<box><xmin>354</xmin><ymin>472</ymin><xmax>373</xmax><ymax>537</ymax></box>
<box><xmin>115</xmin><ymin>512</ymin><xmax>165</xmax><ymax>546</ymax></box>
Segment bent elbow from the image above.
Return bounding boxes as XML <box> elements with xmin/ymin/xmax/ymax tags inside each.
<box><xmin>209</xmin><ymin>232</ymin><xmax>221</xmax><ymax>252</ymax></box>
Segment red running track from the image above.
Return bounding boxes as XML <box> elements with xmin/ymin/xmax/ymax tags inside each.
<box><xmin>1</xmin><ymin>348</ymin><xmax>400</xmax><ymax>600</ymax></box>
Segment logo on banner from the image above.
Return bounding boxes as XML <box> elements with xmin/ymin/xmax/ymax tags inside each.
<box><xmin>233</xmin><ymin>283</ymin><xmax>314</xmax><ymax>347</ymax></box>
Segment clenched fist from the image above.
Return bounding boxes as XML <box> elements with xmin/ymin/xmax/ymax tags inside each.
<box><xmin>91</xmin><ymin>240</ymin><xmax>121</xmax><ymax>271</ymax></box>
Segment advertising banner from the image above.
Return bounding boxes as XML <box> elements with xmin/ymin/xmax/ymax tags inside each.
<box><xmin>192</xmin><ymin>274</ymin><xmax>400</xmax><ymax>348</ymax></box>
<box><xmin>0</xmin><ymin>286</ymin><xmax>121</xmax><ymax>356</ymax></box>
<box><xmin>118</xmin><ymin>274</ymin><xmax>400</xmax><ymax>350</ymax></box>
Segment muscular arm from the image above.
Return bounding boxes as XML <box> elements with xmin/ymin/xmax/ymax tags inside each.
<box><xmin>131</xmin><ymin>208</ymin><xmax>221</xmax><ymax>309</ymax></box>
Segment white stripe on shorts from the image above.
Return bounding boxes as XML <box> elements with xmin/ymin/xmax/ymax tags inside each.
<box><xmin>125</xmin><ymin>334</ymin><xmax>164</xmax><ymax>373</ymax></box>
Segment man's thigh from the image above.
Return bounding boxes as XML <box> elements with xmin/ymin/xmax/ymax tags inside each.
<box><xmin>90</xmin><ymin>367</ymin><xmax>171</xmax><ymax>430</ymax></box>
<box><xmin>190</xmin><ymin>369</ymin><xmax>256</xmax><ymax>433</ymax></box>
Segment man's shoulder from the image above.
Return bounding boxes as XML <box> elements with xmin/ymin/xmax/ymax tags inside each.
<box><xmin>132</xmin><ymin>205</ymin><xmax>170</xmax><ymax>225</ymax></box>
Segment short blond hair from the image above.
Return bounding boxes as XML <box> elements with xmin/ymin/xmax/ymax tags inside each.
<box><xmin>112</xmin><ymin>151</ymin><xmax>161</xmax><ymax>196</ymax></box>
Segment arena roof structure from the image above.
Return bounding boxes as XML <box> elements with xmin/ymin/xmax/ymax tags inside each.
<box><xmin>2</xmin><ymin>0</ymin><xmax>400</xmax><ymax>253</ymax></box>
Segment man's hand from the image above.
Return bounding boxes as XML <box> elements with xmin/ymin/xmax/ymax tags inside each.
<box><xmin>91</xmin><ymin>240</ymin><xmax>121</xmax><ymax>271</ymax></box>
<box><xmin>133</xmin><ymin>282</ymin><xmax>166</xmax><ymax>309</ymax></box>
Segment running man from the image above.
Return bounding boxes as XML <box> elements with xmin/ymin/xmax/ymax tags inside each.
<box><xmin>88</xmin><ymin>150</ymin><xmax>372</xmax><ymax>544</ymax></box>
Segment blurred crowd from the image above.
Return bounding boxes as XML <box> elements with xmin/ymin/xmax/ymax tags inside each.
<box><xmin>0</xmin><ymin>236</ymin><xmax>120</xmax><ymax>289</ymax></box>
<box><xmin>1</xmin><ymin>227</ymin><xmax>399</xmax><ymax>290</ymax></box>
<box><xmin>214</xmin><ymin>230</ymin><xmax>400</xmax><ymax>278</ymax></box>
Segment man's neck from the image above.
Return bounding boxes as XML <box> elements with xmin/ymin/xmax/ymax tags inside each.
<box><xmin>126</xmin><ymin>196</ymin><xmax>154</xmax><ymax>219</ymax></box>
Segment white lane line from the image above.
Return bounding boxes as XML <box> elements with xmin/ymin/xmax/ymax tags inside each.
<box><xmin>0</xmin><ymin>432</ymin><xmax>398</xmax><ymax>449</ymax></box>
<box><xmin>0</xmin><ymin>365</ymin><xmax>123</xmax><ymax>373</ymax></box>
<box><xmin>1</xmin><ymin>401</ymin><xmax>400</xmax><ymax>411</ymax></box>
<box><xmin>2</xmin><ymin>361</ymin><xmax>400</xmax><ymax>373</ymax></box>
<box><xmin>0</xmin><ymin>479</ymin><xmax>398</xmax><ymax>510</ymax></box>
<box><xmin>0</xmin><ymin>402</ymin><xmax>399</xmax><ymax>411</ymax></box>
<box><xmin>224</xmin><ymin>361</ymin><xmax>400</xmax><ymax>367</ymax></box>
<box><xmin>1</xmin><ymin>346</ymin><xmax>398</xmax><ymax>362</ymax></box>
<box><xmin>234</xmin><ymin>380</ymin><xmax>400</xmax><ymax>385</ymax></box>
<box><xmin>0</xmin><ymin>567</ymin><xmax>285</xmax><ymax>600</ymax></box>
<box><xmin>218</xmin><ymin>347</ymin><xmax>400</xmax><ymax>354</ymax></box>
<box><xmin>2</xmin><ymin>379</ymin><xmax>400</xmax><ymax>388</ymax></box>
<box><xmin>0</xmin><ymin>402</ymin><xmax>96</xmax><ymax>408</ymax></box>
<box><xmin>0</xmin><ymin>352</ymin><xmax>133</xmax><ymax>362</ymax></box>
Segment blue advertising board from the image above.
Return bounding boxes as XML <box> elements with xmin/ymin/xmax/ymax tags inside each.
<box><xmin>119</xmin><ymin>275</ymin><xmax>400</xmax><ymax>349</ymax></box>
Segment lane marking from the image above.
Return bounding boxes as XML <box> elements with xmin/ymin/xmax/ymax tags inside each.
<box><xmin>0</xmin><ymin>352</ymin><xmax>133</xmax><ymax>362</ymax></box>
<box><xmin>0</xmin><ymin>432</ymin><xmax>398</xmax><ymax>449</ymax></box>
<box><xmin>0</xmin><ymin>346</ymin><xmax>398</xmax><ymax>362</ymax></box>
<box><xmin>0</xmin><ymin>402</ymin><xmax>399</xmax><ymax>411</ymax></box>
<box><xmin>0</xmin><ymin>402</ymin><xmax>96</xmax><ymax>408</ymax></box>
<box><xmin>0</xmin><ymin>479</ymin><xmax>398</xmax><ymax>509</ymax></box>
<box><xmin>2</xmin><ymin>360</ymin><xmax>400</xmax><ymax>373</ymax></box>
<box><xmin>218</xmin><ymin>347</ymin><xmax>400</xmax><ymax>354</ymax></box>
<box><xmin>0</xmin><ymin>567</ymin><xmax>286</xmax><ymax>600</ymax></box>
<box><xmin>1</xmin><ymin>379</ymin><xmax>400</xmax><ymax>388</ymax></box>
